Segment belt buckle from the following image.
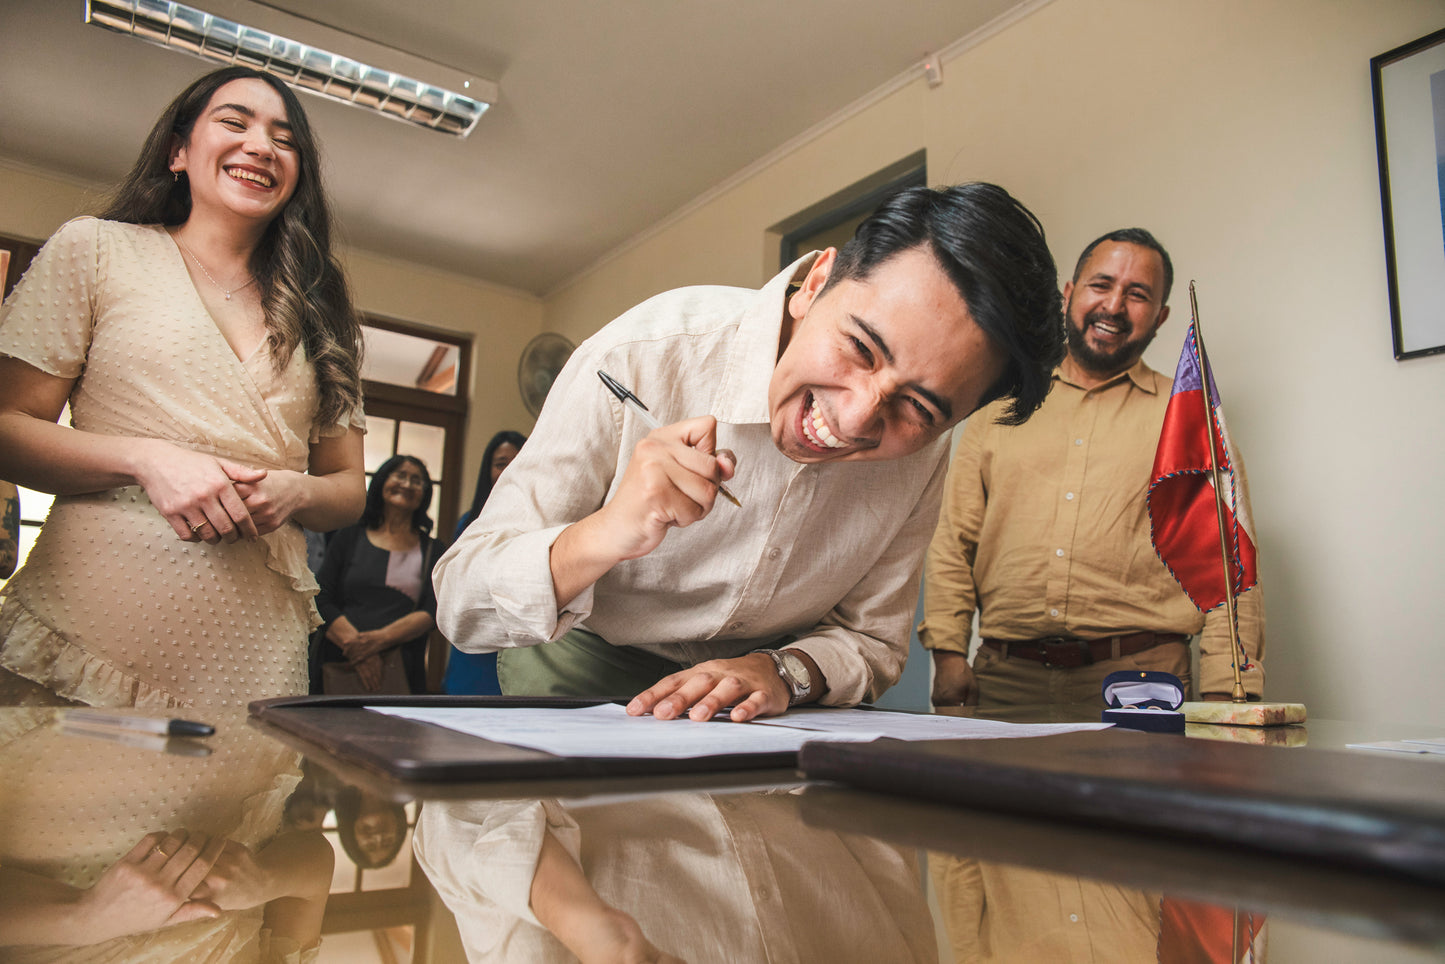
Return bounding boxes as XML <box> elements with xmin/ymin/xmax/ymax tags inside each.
<box><xmin>1039</xmin><ymin>636</ymin><xmax>1091</xmax><ymax>669</ymax></box>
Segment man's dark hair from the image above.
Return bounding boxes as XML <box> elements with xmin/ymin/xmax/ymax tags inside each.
<box><xmin>821</xmin><ymin>183</ymin><xmax>1065</xmax><ymax>426</ymax></box>
<box><xmin>1072</xmin><ymin>227</ymin><xmax>1174</xmax><ymax>303</ymax></box>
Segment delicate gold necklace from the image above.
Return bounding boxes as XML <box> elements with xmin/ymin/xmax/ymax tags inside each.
<box><xmin>175</xmin><ymin>235</ymin><xmax>256</xmax><ymax>301</ymax></box>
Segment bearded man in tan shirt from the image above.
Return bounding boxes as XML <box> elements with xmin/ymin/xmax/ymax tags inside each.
<box><xmin>919</xmin><ymin>228</ymin><xmax>1265</xmax><ymax>708</ymax></box>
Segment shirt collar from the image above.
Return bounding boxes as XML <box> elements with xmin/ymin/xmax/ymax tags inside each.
<box><xmin>1053</xmin><ymin>355</ymin><xmax>1160</xmax><ymax>395</ymax></box>
<box><xmin>715</xmin><ymin>251</ymin><xmax>821</xmax><ymax>424</ymax></box>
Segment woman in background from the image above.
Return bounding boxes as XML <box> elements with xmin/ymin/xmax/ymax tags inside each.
<box><xmin>312</xmin><ymin>455</ymin><xmax>444</xmax><ymax>694</ymax></box>
<box><xmin>453</xmin><ymin>430</ymin><xmax>526</xmax><ymax>540</ymax></box>
<box><xmin>444</xmin><ymin>430</ymin><xmax>525</xmax><ymax>694</ymax></box>
<box><xmin>0</xmin><ymin>66</ymin><xmax>365</xmax><ymax>707</ymax></box>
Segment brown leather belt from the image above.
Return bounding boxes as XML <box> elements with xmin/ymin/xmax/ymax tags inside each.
<box><xmin>980</xmin><ymin>632</ymin><xmax>1188</xmax><ymax>669</ymax></box>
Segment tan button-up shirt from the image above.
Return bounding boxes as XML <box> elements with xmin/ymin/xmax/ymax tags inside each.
<box><xmin>434</xmin><ymin>255</ymin><xmax>950</xmax><ymax>705</ymax></box>
<box><xmin>917</xmin><ymin>360</ymin><xmax>1265</xmax><ymax>697</ymax></box>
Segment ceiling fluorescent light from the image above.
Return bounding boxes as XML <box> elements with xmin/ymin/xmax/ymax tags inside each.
<box><xmin>85</xmin><ymin>0</ymin><xmax>496</xmax><ymax>137</ymax></box>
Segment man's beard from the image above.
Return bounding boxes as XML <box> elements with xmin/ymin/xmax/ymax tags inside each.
<box><xmin>1064</xmin><ymin>305</ymin><xmax>1157</xmax><ymax>378</ymax></box>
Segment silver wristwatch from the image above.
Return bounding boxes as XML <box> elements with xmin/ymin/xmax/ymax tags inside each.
<box><xmin>761</xmin><ymin>648</ymin><xmax>813</xmax><ymax>705</ymax></box>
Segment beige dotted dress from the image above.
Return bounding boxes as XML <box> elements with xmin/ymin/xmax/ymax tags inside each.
<box><xmin>0</xmin><ymin>218</ymin><xmax>361</xmax><ymax>709</ymax></box>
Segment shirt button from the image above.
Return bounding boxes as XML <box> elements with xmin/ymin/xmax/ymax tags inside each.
<box><xmin>1056</xmin><ymin>548</ymin><xmax>1065</xmax><ymax>557</ymax></box>
<box><xmin>1075</xmin><ymin>438</ymin><xmax>1084</xmax><ymax>445</ymax></box>
<box><xmin>1050</xmin><ymin>608</ymin><xmax>1059</xmax><ymax>617</ymax></box>
<box><xmin>767</xmin><ymin>547</ymin><xmax>781</xmax><ymax>560</ymax></box>
<box><xmin>1069</xmin><ymin>914</ymin><xmax>1079</xmax><ymax>923</ymax></box>
<box><xmin>728</xmin><ymin>622</ymin><xmax>742</xmax><ymax>632</ymax></box>
<box><xmin>1065</xmin><ymin>492</ymin><xmax>1074</xmax><ymax>500</ymax></box>
<box><xmin>756</xmin><ymin>886</ymin><xmax>771</xmax><ymax>901</ymax></box>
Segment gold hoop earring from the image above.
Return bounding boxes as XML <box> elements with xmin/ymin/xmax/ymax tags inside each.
<box><xmin>173</xmin><ymin>171</ymin><xmax>179</xmax><ymax>183</ymax></box>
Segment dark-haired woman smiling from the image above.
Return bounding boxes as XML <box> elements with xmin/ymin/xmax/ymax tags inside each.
<box><xmin>311</xmin><ymin>456</ymin><xmax>445</xmax><ymax>694</ymax></box>
<box><xmin>0</xmin><ymin>66</ymin><xmax>365</xmax><ymax>707</ymax></box>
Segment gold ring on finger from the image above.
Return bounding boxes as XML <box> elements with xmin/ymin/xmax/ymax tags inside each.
<box><xmin>154</xmin><ymin>843</ymin><xmax>174</xmax><ymax>858</ymax></box>
<box><xmin>189</xmin><ymin>521</ymin><xmax>205</xmax><ymax>533</ymax></box>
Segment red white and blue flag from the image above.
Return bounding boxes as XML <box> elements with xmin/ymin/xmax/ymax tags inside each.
<box><xmin>1147</xmin><ymin>320</ymin><xmax>1258</xmax><ymax>616</ymax></box>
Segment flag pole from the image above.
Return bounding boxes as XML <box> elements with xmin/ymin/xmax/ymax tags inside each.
<box><xmin>1188</xmin><ymin>281</ymin><xmax>1248</xmax><ymax>704</ymax></box>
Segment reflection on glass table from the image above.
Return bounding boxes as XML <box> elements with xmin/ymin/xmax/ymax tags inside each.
<box><xmin>0</xmin><ymin>708</ymin><xmax>331</xmax><ymax>961</ymax></box>
<box><xmin>415</xmin><ymin>788</ymin><xmax>936</xmax><ymax>963</ymax></box>
<box><xmin>2</xmin><ymin>704</ymin><xmax>1443</xmax><ymax>963</ymax></box>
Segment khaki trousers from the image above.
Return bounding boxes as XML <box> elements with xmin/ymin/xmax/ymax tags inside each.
<box><xmin>973</xmin><ymin>641</ymin><xmax>1190</xmax><ymax>710</ymax></box>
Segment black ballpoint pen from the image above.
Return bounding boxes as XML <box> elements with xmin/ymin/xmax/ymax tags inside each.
<box><xmin>62</xmin><ymin>708</ymin><xmax>216</xmax><ymax>737</ymax></box>
<box><xmin>598</xmin><ymin>370</ymin><xmax>742</xmax><ymax>507</ymax></box>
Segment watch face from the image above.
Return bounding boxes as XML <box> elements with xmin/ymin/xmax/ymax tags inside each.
<box><xmin>778</xmin><ymin>651</ymin><xmax>810</xmax><ymax>694</ymax></box>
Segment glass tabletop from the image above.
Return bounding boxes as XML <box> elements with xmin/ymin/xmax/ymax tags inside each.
<box><xmin>1</xmin><ymin>704</ymin><xmax>1441</xmax><ymax>963</ymax></box>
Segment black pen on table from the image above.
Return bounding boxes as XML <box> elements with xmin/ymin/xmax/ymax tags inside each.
<box><xmin>56</xmin><ymin>723</ymin><xmax>213</xmax><ymax>758</ymax></box>
<box><xmin>61</xmin><ymin>708</ymin><xmax>215</xmax><ymax>737</ymax></box>
<box><xmin>598</xmin><ymin>370</ymin><xmax>742</xmax><ymax>507</ymax></box>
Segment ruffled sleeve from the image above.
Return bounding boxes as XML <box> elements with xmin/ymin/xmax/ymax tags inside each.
<box><xmin>310</xmin><ymin>403</ymin><xmax>368</xmax><ymax>443</ymax></box>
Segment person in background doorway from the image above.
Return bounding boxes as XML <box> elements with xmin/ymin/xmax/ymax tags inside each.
<box><xmin>443</xmin><ymin>430</ymin><xmax>526</xmax><ymax>695</ymax></box>
<box><xmin>454</xmin><ymin>430</ymin><xmax>527</xmax><ymax>541</ymax></box>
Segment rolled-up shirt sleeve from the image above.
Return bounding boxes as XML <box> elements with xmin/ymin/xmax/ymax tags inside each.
<box><xmin>433</xmin><ymin>338</ymin><xmax>623</xmax><ymax>651</ymax></box>
<box><xmin>414</xmin><ymin>798</ymin><xmax>580</xmax><ymax>931</ymax></box>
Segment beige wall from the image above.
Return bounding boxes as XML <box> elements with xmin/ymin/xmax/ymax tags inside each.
<box><xmin>0</xmin><ymin>161</ymin><xmax>544</xmax><ymax>521</ymax></box>
<box><xmin>542</xmin><ymin>0</ymin><xmax>1445</xmax><ymax>727</ymax></box>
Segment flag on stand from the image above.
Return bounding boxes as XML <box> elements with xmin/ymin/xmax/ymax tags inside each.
<box><xmin>1147</xmin><ymin>320</ymin><xmax>1258</xmax><ymax>615</ymax></box>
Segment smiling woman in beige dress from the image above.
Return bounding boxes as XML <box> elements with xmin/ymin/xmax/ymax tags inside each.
<box><xmin>0</xmin><ymin>66</ymin><xmax>366</xmax><ymax>708</ymax></box>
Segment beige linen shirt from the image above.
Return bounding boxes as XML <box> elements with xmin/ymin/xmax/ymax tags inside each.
<box><xmin>434</xmin><ymin>255</ymin><xmax>950</xmax><ymax>705</ymax></box>
<box><xmin>917</xmin><ymin>360</ymin><xmax>1265</xmax><ymax>697</ymax></box>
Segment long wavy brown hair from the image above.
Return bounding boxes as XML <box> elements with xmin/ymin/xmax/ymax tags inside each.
<box><xmin>100</xmin><ymin>66</ymin><xmax>363</xmax><ymax>429</ymax></box>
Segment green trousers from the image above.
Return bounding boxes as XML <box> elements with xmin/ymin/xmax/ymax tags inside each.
<box><xmin>496</xmin><ymin>627</ymin><xmax>684</xmax><ymax>700</ymax></box>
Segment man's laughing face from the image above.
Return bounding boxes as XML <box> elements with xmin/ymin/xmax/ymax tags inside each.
<box><xmin>768</xmin><ymin>245</ymin><xmax>1007</xmax><ymax>464</ymax></box>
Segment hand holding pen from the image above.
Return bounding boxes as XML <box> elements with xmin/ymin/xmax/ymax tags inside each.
<box><xmin>544</xmin><ymin>372</ymin><xmax>743</xmax><ymax>609</ymax></box>
<box><xmin>599</xmin><ymin>371</ymin><xmax>741</xmax><ymax>508</ymax></box>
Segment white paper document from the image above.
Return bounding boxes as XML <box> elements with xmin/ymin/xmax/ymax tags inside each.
<box><xmin>1346</xmin><ymin>738</ymin><xmax>1445</xmax><ymax>756</ymax></box>
<box><xmin>368</xmin><ymin>703</ymin><xmax>1109</xmax><ymax>760</ymax></box>
<box><xmin>752</xmin><ymin>707</ymin><xmax>1112</xmax><ymax>742</ymax></box>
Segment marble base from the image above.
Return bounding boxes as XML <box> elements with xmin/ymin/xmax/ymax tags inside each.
<box><xmin>1180</xmin><ymin>701</ymin><xmax>1307</xmax><ymax>726</ymax></box>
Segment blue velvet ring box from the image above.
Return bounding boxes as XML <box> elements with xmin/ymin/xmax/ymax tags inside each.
<box><xmin>1102</xmin><ymin>670</ymin><xmax>1186</xmax><ymax>733</ymax></box>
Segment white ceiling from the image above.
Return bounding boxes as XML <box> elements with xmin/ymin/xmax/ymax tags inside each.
<box><xmin>0</xmin><ymin>0</ymin><xmax>1027</xmax><ymax>295</ymax></box>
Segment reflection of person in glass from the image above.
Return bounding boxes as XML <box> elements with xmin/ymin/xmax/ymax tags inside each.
<box><xmin>0</xmin><ymin>66</ymin><xmax>366</xmax><ymax>707</ymax></box>
<box><xmin>0</xmin><ymin>481</ymin><xmax>17</xmax><ymax>578</ymax></box>
<box><xmin>931</xmin><ymin>857</ymin><xmax>1266</xmax><ymax>962</ymax></box>
<box><xmin>445</xmin><ymin>430</ymin><xmax>527</xmax><ymax>694</ymax></box>
<box><xmin>0</xmin><ymin>709</ymin><xmax>334</xmax><ymax>959</ymax></box>
<box><xmin>333</xmin><ymin>786</ymin><xmax>408</xmax><ymax>870</ymax></box>
<box><xmin>415</xmin><ymin>790</ymin><xmax>936</xmax><ymax>963</ymax></box>
<box><xmin>311</xmin><ymin>455</ymin><xmax>445</xmax><ymax>694</ymax></box>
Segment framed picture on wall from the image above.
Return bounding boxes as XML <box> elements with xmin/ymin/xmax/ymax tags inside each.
<box><xmin>1372</xmin><ymin>26</ymin><xmax>1445</xmax><ymax>360</ymax></box>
